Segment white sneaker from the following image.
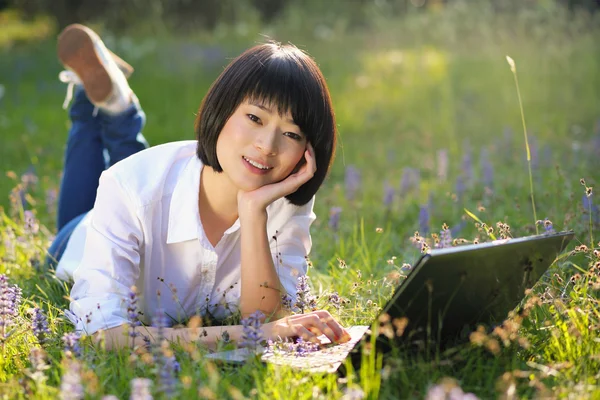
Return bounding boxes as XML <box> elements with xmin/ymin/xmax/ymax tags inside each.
<box><xmin>57</xmin><ymin>24</ymin><xmax>134</xmax><ymax>114</ymax></box>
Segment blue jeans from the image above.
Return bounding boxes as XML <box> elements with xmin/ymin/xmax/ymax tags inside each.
<box><xmin>46</xmin><ymin>87</ymin><xmax>148</xmax><ymax>269</ymax></box>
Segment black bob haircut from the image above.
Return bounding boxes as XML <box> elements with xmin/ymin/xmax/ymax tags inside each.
<box><xmin>195</xmin><ymin>42</ymin><xmax>337</xmax><ymax>206</ymax></box>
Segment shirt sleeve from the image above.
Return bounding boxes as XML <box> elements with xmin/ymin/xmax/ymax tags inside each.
<box><xmin>271</xmin><ymin>197</ymin><xmax>316</xmax><ymax>304</ymax></box>
<box><xmin>68</xmin><ymin>170</ymin><xmax>143</xmax><ymax>335</ymax></box>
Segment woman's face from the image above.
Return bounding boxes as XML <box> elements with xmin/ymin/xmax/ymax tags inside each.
<box><xmin>215</xmin><ymin>99</ymin><xmax>307</xmax><ymax>192</ymax></box>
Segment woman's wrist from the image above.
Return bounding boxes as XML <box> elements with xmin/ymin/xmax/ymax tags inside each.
<box><xmin>237</xmin><ymin>200</ymin><xmax>268</xmax><ymax>223</ymax></box>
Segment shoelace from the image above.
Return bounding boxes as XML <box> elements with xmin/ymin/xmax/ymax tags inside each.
<box><xmin>59</xmin><ymin>70</ymin><xmax>99</xmax><ymax>116</ymax></box>
<box><xmin>59</xmin><ymin>70</ymin><xmax>81</xmax><ymax>109</ymax></box>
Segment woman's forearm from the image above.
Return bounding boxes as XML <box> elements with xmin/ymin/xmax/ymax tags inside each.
<box><xmin>239</xmin><ymin>210</ymin><xmax>284</xmax><ymax>319</ymax></box>
<box><xmin>96</xmin><ymin>323</ymin><xmax>246</xmax><ymax>351</ymax></box>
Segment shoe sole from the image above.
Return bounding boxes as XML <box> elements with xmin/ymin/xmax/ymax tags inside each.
<box><xmin>57</xmin><ymin>24</ymin><xmax>112</xmax><ymax>104</ymax></box>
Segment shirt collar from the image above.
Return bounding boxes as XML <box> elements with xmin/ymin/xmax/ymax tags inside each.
<box><xmin>166</xmin><ymin>156</ymin><xmax>242</xmax><ymax>245</ymax></box>
<box><xmin>166</xmin><ymin>155</ymin><xmax>203</xmax><ymax>244</ymax></box>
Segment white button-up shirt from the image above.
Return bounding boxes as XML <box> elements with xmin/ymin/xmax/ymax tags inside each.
<box><xmin>56</xmin><ymin>141</ymin><xmax>315</xmax><ymax>335</ymax></box>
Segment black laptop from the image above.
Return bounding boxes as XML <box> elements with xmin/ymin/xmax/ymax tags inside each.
<box><xmin>207</xmin><ymin>231</ymin><xmax>575</xmax><ymax>373</ymax></box>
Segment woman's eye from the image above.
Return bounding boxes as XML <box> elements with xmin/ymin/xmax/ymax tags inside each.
<box><xmin>247</xmin><ymin>114</ymin><xmax>260</xmax><ymax>123</ymax></box>
<box><xmin>285</xmin><ymin>132</ymin><xmax>303</xmax><ymax>141</ymax></box>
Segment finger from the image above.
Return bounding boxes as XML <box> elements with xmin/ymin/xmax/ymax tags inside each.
<box><xmin>315</xmin><ymin>311</ymin><xmax>350</xmax><ymax>343</ymax></box>
<box><xmin>305</xmin><ymin>143</ymin><xmax>317</xmax><ymax>174</ymax></box>
<box><xmin>292</xmin><ymin>324</ymin><xmax>320</xmax><ymax>344</ymax></box>
<box><xmin>288</xmin><ymin>311</ymin><xmax>342</xmax><ymax>342</ymax></box>
<box><xmin>303</xmin><ymin>314</ymin><xmax>336</xmax><ymax>343</ymax></box>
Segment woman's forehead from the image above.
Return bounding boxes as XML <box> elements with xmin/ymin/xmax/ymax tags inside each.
<box><xmin>244</xmin><ymin>98</ymin><xmax>295</xmax><ymax>122</ymax></box>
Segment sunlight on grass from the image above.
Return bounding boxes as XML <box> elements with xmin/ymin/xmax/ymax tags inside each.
<box><xmin>0</xmin><ymin>10</ymin><xmax>55</xmax><ymax>49</ymax></box>
<box><xmin>1</xmin><ymin>1</ymin><xmax>599</xmax><ymax>398</ymax></box>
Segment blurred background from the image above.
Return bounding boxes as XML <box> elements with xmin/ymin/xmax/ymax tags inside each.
<box><xmin>1</xmin><ymin>0</ymin><xmax>599</xmax><ymax>260</ymax></box>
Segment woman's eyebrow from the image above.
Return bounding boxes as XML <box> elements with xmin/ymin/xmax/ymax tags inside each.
<box><xmin>248</xmin><ymin>101</ymin><xmax>295</xmax><ymax>124</ymax></box>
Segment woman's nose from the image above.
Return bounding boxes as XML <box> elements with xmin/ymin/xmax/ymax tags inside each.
<box><xmin>254</xmin><ymin>132</ymin><xmax>278</xmax><ymax>155</ymax></box>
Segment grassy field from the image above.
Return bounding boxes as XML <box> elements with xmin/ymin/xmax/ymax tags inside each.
<box><xmin>1</xmin><ymin>1</ymin><xmax>600</xmax><ymax>398</ymax></box>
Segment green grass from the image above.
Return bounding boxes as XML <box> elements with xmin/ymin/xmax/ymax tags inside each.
<box><xmin>1</xmin><ymin>1</ymin><xmax>600</xmax><ymax>398</ymax></box>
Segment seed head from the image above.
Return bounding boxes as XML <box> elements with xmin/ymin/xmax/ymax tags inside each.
<box><xmin>506</xmin><ymin>55</ymin><xmax>516</xmax><ymax>73</ymax></box>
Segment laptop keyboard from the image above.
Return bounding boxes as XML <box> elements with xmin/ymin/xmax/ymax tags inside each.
<box><xmin>262</xmin><ymin>325</ymin><xmax>369</xmax><ymax>373</ymax></box>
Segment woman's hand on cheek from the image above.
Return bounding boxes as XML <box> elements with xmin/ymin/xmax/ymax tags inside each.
<box><xmin>237</xmin><ymin>143</ymin><xmax>316</xmax><ymax>215</ymax></box>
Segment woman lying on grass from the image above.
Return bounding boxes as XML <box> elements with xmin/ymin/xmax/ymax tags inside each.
<box><xmin>47</xmin><ymin>24</ymin><xmax>350</xmax><ymax>350</ymax></box>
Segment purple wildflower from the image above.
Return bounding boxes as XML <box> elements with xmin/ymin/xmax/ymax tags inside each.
<box><xmin>239</xmin><ymin>311</ymin><xmax>264</xmax><ymax>350</ymax></box>
<box><xmin>536</xmin><ymin>218</ymin><xmax>555</xmax><ymax>234</ymax></box>
<box><xmin>329</xmin><ymin>207</ymin><xmax>342</xmax><ymax>231</ymax></box>
<box><xmin>31</xmin><ymin>307</ymin><xmax>51</xmax><ymax>344</ymax></box>
<box><xmin>582</xmin><ymin>194</ymin><xmax>600</xmax><ymax>224</ymax></box>
<box><xmin>130</xmin><ymin>377</ymin><xmax>153</xmax><ymax>400</ymax></box>
<box><xmin>383</xmin><ymin>181</ymin><xmax>395</xmax><ymax>208</ymax></box>
<box><xmin>461</xmin><ymin>148</ymin><xmax>473</xmax><ymax>187</ymax></box>
<box><xmin>21</xmin><ymin>168</ymin><xmax>38</xmax><ymax>188</ymax></box>
<box><xmin>437</xmin><ymin>149</ymin><xmax>449</xmax><ymax>182</ymax></box>
<box><xmin>281</xmin><ymin>293</ymin><xmax>293</xmax><ymax>310</ymax></box>
<box><xmin>62</xmin><ymin>332</ymin><xmax>81</xmax><ymax>358</ymax></box>
<box><xmin>479</xmin><ymin>148</ymin><xmax>494</xmax><ymax>188</ymax></box>
<box><xmin>268</xmin><ymin>336</ymin><xmax>319</xmax><ymax>357</ymax></box>
<box><xmin>28</xmin><ymin>347</ymin><xmax>49</xmax><ymax>384</ymax></box>
<box><xmin>419</xmin><ymin>205</ymin><xmax>430</xmax><ymax>236</ymax></box>
<box><xmin>295</xmin><ymin>275</ymin><xmax>317</xmax><ymax>314</ymax></box>
<box><xmin>451</xmin><ymin>221</ymin><xmax>467</xmax><ymax>237</ymax></box>
<box><xmin>542</xmin><ymin>144</ymin><xmax>553</xmax><ymax>168</ymax></box>
<box><xmin>344</xmin><ymin>166</ymin><xmax>361</xmax><ymax>201</ymax></box>
<box><xmin>399</xmin><ymin>168</ymin><xmax>412</xmax><ymax>195</ymax></box>
<box><xmin>23</xmin><ymin>210</ymin><xmax>40</xmax><ymax>235</ymax></box>
<box><xmin>0</xmin><ymin>275</ymin><xmax>20</xmax><ymax>341</ymax></box>
<box><xmin>157</xmin><ymin>341</ymin><xmax>178</xmax><ymax>396</ymax></box>
<box><xmin>60</xmin><ymin>359</ymin><xmax>84</xmax><ymax>400</ymax></box>
<box><xmin>399</xmin><ymin>167</ymin><xmax>420</xmax><ymax>197</ymax></box>
<box><xmin>455</xmin><ymin>175</ymin><xmax>465</xmax><ymax>200</ymax></box>
<box><xmin>437</xmin><ymin>225</ymin><xmax>453</xmax><ymax>249</ymax></box>
<box><xmin>293</xmin><ymin>337</ymin><xmax>320</xmax><ymax>357</ymax></box>
<box><xmin>127</xmin><ymin>287</ymin><xmax>141</xmax><ymax>346</ymax></box>
<box><xmin>152</xmin><ymin>308</ymin><xmax>169</xmax><ymax>342</ymax></box>
<box><xmin>29</xmin><ymin>347</ymin><xmax>47</xmax><ymax>370</ymax></box>
<box><xmin>328</xmin><ymin>291</ymin><xmax>342</xmax><ymax>312</ymax></box>
<box><xmin>8</xmin><ymin>184</ymin><xmax>26</xmax><ymax>215</ymax></box>
<box><xmin>10</xmin><ymin>283</ymin><xmax>22</xmax><ymax>310</ymax></box>
<box><xmin>46</xmin><ymin>188</ymin><xmax>58</xmax><ymax>214</ymax></box>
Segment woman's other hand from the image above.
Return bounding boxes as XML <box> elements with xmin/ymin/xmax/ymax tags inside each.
<box><xmin>264</xmin><ymin>310</ymin><xmax>351</xmax><ymax>345</ymax></box>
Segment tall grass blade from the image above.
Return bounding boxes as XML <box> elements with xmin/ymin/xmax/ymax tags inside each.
<box><xmin>506</xmin><ymin>55</ymin><xmax>538</xmax><ymax>235</ymax></box>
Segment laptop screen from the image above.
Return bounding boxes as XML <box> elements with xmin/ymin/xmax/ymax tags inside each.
<box><xmin>382</xmin><ymin>232</ymin><xmax>574</xmax><ymax>343</ymax></box>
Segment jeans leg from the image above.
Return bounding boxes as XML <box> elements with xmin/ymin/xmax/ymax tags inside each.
<box><xmin>46</xmin><ymin>212</ymin><xmax>87</xmax><ymax>269</ymax></box>
<box><xmin>97</xmin><ymin>95</ymin><xmax>149</xmax><ymax>167</ymax></box>
<box><xmin>57</xmin><ymin>87</ymin><xmax>105</xmax><ymax>231</ymax></box>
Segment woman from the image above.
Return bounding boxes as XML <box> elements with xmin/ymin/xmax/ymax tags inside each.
<box><xmin>48</xmin><ymin>24</ymin><xmax>349</xmax><ymax>349</ymax></box>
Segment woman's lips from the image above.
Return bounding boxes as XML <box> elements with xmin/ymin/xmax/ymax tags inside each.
<box><xmin>242</xmin><ymin>156</ymin><xmax>271</xmax><ymax>175</ymax></box>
